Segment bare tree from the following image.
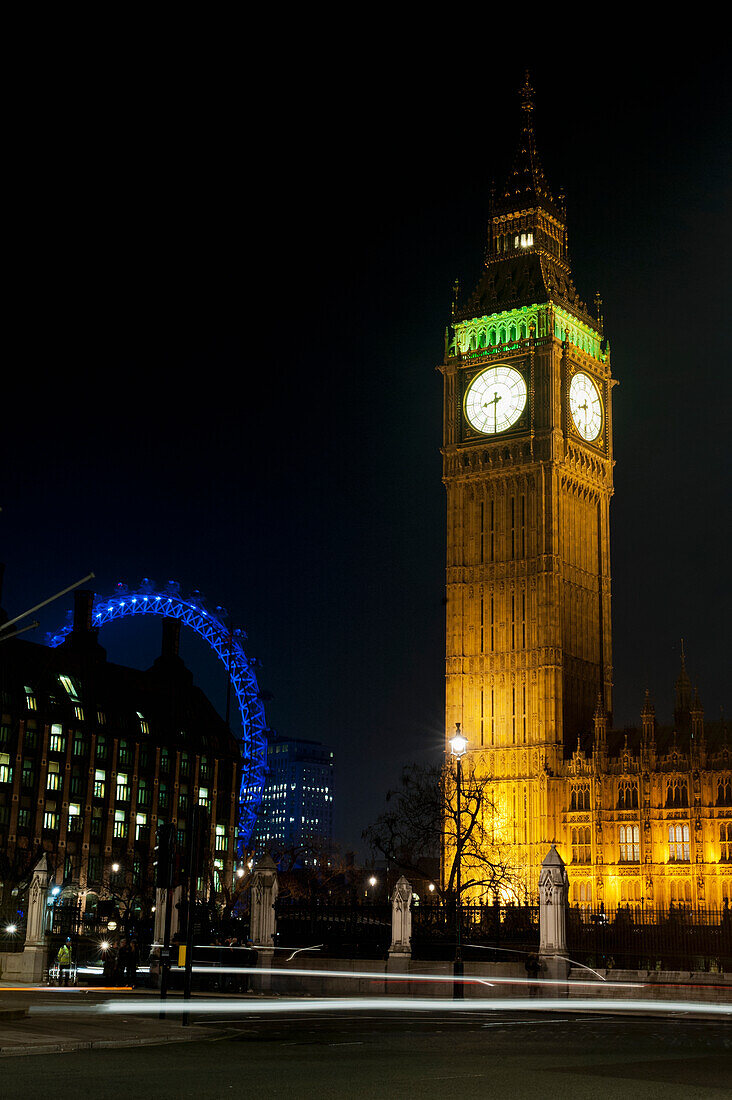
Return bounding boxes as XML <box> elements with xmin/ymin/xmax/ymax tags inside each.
<box><xmin>363</xmin><ymin>762</ymin><xmax>518</xmax><ymax>902</ymax></box>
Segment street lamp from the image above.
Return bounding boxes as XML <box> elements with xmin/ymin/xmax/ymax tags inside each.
<box><xmin>449</xmin><ymin>723</ymin><xmax>468</xmax><ymax>998</ymax></box>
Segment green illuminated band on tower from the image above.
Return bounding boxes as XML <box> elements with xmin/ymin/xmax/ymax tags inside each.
<box><xmin>449</xmin><ymin>303</ymin><xmax>603</xmax><ymax>361</ymax></box>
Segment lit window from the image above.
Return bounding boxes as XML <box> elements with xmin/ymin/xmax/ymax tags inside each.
<box><xmin>68</xmin><ymin>803</ymin><xmax>82</xmax><ymax>831</ymax></box>
<box><xmin>44</xmin><ymin>809</ymin><xmax>58</xmax><ymax>830</ymax></box>
<box><xmin>198</xmin><ymin>787</ymin><xmax>210</xmax><ymax>808</ymax></box>
<box><xmin>47</xmin><ymin>762</ymin><xmax>61</xmax><ymax>791</ymax></box>
<box><xmin>136</xmin><ymin>712</ymin><xmax>150</xmax><ymax>736</ymax></box>
<box><xmin>94</xmin><ymin>769</ymin><xmax>106</xmax><ymax>798</ymax></box>
<box><xmin>25</xmin><ymin>686</ymin><xmax>37</xmax><ymax>711</ymax></box>
<box><xmin>571</xmin><ymin>826</ymin><xmax>591</xmax><ymax>863</ymax></box>
<box><xmin>49</xmin><ymin>724</ymin><xmax>65</xmax><ymax>752</ymax></box>
<box><xmin>114</xmin><ymin>809</ymin><xmax>127</xmax><ymax>838</ymax></box>
<box><xmin>135</xmin><ymin>812</ymin><xmax>147</xmax><ymax>840</ymax></box>
<box><xmin>668</xmin><ymin>824</ymin><xmax>690</xmax><ymax>862</ymax></box>
<box><xmin>116</xmin><ymin>773</ymin><xmax>129</xmax><ymax>801</ymax></box>
<box><xmin>619</xmin><ymin>824</ymin><xmax>640</xmax><ymax>862</ymax></box>
<box><xmin>0</xmin><ymin>753</ymin><xmax>11</xmax><ymax>783</ymax></box>
<box><xmin>58</xmin><ymin>675</ymin><xmax>81</xmax><ymax>702</ymax></box>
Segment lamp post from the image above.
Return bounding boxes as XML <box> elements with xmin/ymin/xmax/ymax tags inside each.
<box><xmin>449</xmin><ymin>723</ymin><xmax>468</xmax><ymax>999</ymax></box>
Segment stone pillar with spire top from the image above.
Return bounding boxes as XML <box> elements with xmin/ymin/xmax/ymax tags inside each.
<box><xmin>539</xmin><ymin>845</ymin><xmax>570</xmax><ymax>981</ymax></box>
<box><xmin>641</xmin><ymin>689</ymin><xmax>656</xmax><ymax>765</ymax></box>
<box><xmin>593</xmin><ymin>694</ymin><xmax>607</xmax><ymax>764</ymax></box>
<box><xmin>250</xmin><ymin>854</ymin><xmax>279</xmax><ymax>992</ymax></box>
<box><xmin>0</xmin><ymin>853</ymin><xmax>50</xmax><ymax>982</ymax></box>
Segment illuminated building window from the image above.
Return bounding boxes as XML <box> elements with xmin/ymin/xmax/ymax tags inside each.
<box><xmin>619</xmin><ymin>824</ymin><xmax>640</xmax><ymax>862</ymax></box>
<box><xmin>58</xmin><ymin>675</ymin><xmax>81</xmax><ymax>703</ymax></box>
<box><xmin>135</xmin><ymin>812</ymin><xmax>148</xmax><ymax>840</ymax></box>
<box><xmin>0</xmin><ymin>753</ymin><xmax>11</xmax><ymax>783</ymax></box>
<box><xmin>198</xmin><ymin>787</ymin><xmax>210</xmax><ymax>808</ymax></box>
<box><xmin>94</xmin><ymin>769</ymin><xmax>106</xmax><ymax>798</ymax></box>
<box><xmin>47</xmin><ymin>762</ymin><xmax>61</xmax><ymax>791</ymax></box>
<box><xmin>73</xmin><ymin>734</ymin><xmax>85</xmax><ymax>757</ymax></box>
<box><xmin>50</xmin><ymin>724</ymin><xmax>65</xmax><ymax>753</ymax></box>
<box><xmin>571</xmin><ymin>826</ymin><xmax>591</xmax><ymax>863</ymax></box>
<box><xmin>116</xmin><ymin>773</ymin><xmax>129</xmax><ymax>802</ymax></box>
<box><xmin>137</xmin><ymin>712</ymin><xmax>150</xmax><ymax>735</ymax></box>
<box><xmin>43</xmin><ymin>808</ymin><xmax>58</xmax><ymax>830</ymax></box>
<box><xmin>114</xmin><ymin>809</ymin><xmax>127</xmax><ymax>839</ymax></box>
<box><xmin>668</xmin><ymin>824</ymin><xmax>690</xmax><ymax>862</ymax></box>
<box><xmin>68</xmin><ymin>803</ymin><xmax>82</xmax><ymax>832</ymax></box>
<box><xmin>137</xmin><ymin>778</ymin><xmax>149</xmax><ymax>807</ymax></box>
<box><xmin>25</xmin><ymin>686</ymin><xmax>37</xmax><ymax>711</ymax></box>
<box><xmin>665</xmin><ymin>779</ymin><xmax>688</xmax><ymax>808</ymax></box>
<box><xmin>720</xmin><ymin>822</ymin><xmax>732</xmax><ymax>862</ymax></box>
<box><xmin>618</xmin><ymin>782</ymin><xmax>639</xmax><ymax>809</ymax></box>
<box><xmin>215</xmin><ymin>824</ymin><xmax>227</xmax><ymax>852</ymax></box>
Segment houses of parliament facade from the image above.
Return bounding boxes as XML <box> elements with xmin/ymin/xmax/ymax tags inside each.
<box><xmin>440</xmin><ymin>76</ymin><xmax>731</xmax><ymax>912</ymax></box>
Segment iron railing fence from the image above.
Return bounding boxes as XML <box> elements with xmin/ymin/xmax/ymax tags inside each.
<box><xmin>567</xmin><ymin>905</ymin><xmax>732</xmax><ymax>971</ymax></box>
<box><xmin>412</xmin><ymin>902</ymin><xmax>539</xmax><ymax>961</ymax></box>
<box><xmin>274</xmin><ymin>898</ymin><xmax>392</xmax><ymax>959</ymax></box>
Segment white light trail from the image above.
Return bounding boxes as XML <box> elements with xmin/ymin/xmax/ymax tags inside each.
<box><xmin>97</xmin><ymin>997</ymin><xmax>732</xmax><ymax>1017</ymax></box>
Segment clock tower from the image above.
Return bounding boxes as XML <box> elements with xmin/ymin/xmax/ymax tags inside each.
<box><xmin>440</xmin><ymin>75</ymin><xmax>615</xmax><ymax>895</ymax></box>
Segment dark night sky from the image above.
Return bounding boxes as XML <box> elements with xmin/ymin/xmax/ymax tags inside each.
<box><xmin>3</xmin><ymin>40</ymin><xmax>730</xmax><ymax>853</ymax></box>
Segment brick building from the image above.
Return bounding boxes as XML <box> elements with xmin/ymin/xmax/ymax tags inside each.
<box><xmin>0</xmin><ymin>589</ymin><xmax>241</xmax><ymax>922</ymax></box>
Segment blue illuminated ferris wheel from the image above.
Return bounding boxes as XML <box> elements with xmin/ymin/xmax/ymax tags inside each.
<box><xmin>47</xmin><ymin>579</ymin><xmax>268</xmax><ymax>853</ymax></box>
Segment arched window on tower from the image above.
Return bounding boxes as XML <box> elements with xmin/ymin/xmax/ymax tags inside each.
<box><xmin>618</xmin><ymin>781</ymin><xmax>639</xmax><ymax>809</ymax></box>
<box><xmin>571</xmin><ymin>826</ymin><xmax>591</xmax><ymax>863</ymax></box>
<box><xmin>665</xmin><ymin>778</ymin><xmax>689</xmax><ymax>807</ymax></box>
<box><xmin>717</xmin><ymin>777</ymin><xmax>732</xmax><ymax>805</ymax></box>
<box><xmin>668</xmin><ymin>823</ymin><xmax>690</xmax><ymax>862</ymax></box>
<box><xmin>720</xmin><ymin>822</ymin><xmax>732</xmax><ymax>862</ymax></box>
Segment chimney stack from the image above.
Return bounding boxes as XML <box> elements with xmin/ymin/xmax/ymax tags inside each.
<box><xmin>73</xmin><ymin>589</ymin><xmax>94</xmax><ymax>635</ymax></box>
<box><xmin>161</xmin><ymin>617</ymin><xmax>181</xmax><ymax>659</ymax></box>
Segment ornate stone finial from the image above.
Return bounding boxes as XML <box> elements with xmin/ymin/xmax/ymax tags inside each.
<box><xmin>641</xmin><ymin>688</ymin><xmax>655</xmax><ymax>719</ymax></box>
<box><xmin>520</xmin><ymin>71</ymin><xmax>535</xmax><ymax>116</ymax></box>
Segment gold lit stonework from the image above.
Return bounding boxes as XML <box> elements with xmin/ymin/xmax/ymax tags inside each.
<box><xmin>440</xmin><ymin>81</ymin><xmax>731</xmax><ymax>911</ymax></box>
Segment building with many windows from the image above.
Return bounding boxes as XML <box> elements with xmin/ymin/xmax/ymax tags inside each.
<box><xmin>440</xmin><ymin>77</ymin><xmax>731</xmax><ymax>911</ymax></box>
<box><xmin>253</xmin><ymin>735</ymin><xmax>334</xmax><ymax>863</ymax></box>
<box><xmin>0</xmin><ymin>589</ymin><xmax>241</xmax><ymax>919</ymax></box>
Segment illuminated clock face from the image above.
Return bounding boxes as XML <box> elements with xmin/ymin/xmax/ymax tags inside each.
<box><xmin>569</xmin><ymin>372</ymin><xmax>602</xmax><ymax>441</ymax></box>
<box><xmin>464</xmin><ymin>365</ymin><xmax>527</xmax><ymax>435</ymax></box>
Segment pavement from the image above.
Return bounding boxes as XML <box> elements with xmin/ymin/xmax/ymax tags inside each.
<box><xmin>3</xmin><ymin>1006</ymin><xmax>732</xmax><ymax>1098</ymax></box>
<box><xmin>0</xmin><ymin>983</ymin><xmax>225</xmax><ymax>1056</ymax></box>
